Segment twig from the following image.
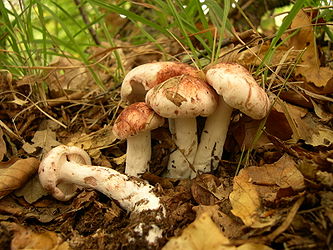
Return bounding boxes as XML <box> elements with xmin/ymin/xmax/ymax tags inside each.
<box><xmin>73</xmin><ymin>0</ymin><xmax>100</xmax><ymax>45</ymax></box>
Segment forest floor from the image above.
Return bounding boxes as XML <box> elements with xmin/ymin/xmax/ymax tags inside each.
<box><xmin>0</xmin><ymin>8</ymin><xmax>333</xmax><ymax>250</ymax></box>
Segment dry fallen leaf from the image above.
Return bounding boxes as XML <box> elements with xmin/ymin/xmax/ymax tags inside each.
<box><xmin>289</xmin><ymin>9</ymin><xmax>333</xmax><ymax>91</ymax></box>
<box><xmin>15</xmin><ymin>175</ymin><xmax>49</xmax><ymax>204</ymax></box>
<box><xmin>191</xmin><ymin>174</ymin><xmax>223</xmax><ymax>205</ymax></box>
<box><xmin>67</xmin><ymin>125</ymin><xmax>117</xmax><ymax>159</ymax></box>
<box><xmin>0</xmin><ymin>158</ymin><xmax>40</xmax><ymax>199</ymax></box>
<box><xmin>272</xmin><ymin>96</ymin><xmax>333</xmax><ymax>146</ymax></box>
<box><xmin>3</xmin><ymin>222</ymin><xmax>70</xmax><ymax>250</ymax></box>
<box><xmin>163</xmin><ymin>209</ymin><xmax>272</xmax><ymax>250</ymax></box>
<box><xmin>22</xmin><ymin>128</ymin><xmax>61</xmax><ymax>154</ymax></box>
<box><xmin>162</xmin><ymin>211</ymin><xmax>233</xmax><ymax>250</ymax></box>
<box><xmin>193</xmin><ymin>205</ymin><xmax>244</xmax><ymax>239</ymax></box>
<box><xmin>229</xmin><ymin>154</ymin><xmax>305</xmax><ymax>228</ymax></box>
<box><xmin>0</xmin><ymin>127</ymin><xmax>6</xmax><ymax>161</ymax></box>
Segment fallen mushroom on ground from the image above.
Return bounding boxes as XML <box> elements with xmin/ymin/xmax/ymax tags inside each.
<box><xmin>192</xmin><ymin>63</ymin><xmax>270</xmax><ymax>178</ymax></box>
<box><xmin>38</xmin><ymin>145</ymin><xmax>166</xmax><ymax>246</ymax></box>
<box><xmin>112</xmin><ymin>102</ymin><xmax>165</xmax><ymax>177</ymax></box>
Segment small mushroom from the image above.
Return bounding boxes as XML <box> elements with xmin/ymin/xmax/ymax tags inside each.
<box><xmin>38</xmin><ymin>145</ymin><xmax>163</xmax><ymax>213</ymax></box>
<box><xmin>120</xmin><ymin>61</ymin><xmax>201</xmax><ymax>137</ymax></box>
<box><xmin>121</xmin><ymin>62</ymin><xmax>200</xmax><ymax>104</ymax></box>
<box><xmin>112</xmin><ymin>102</ymin><xmax>165</xmax><ymax>177</ymax></box>
<box><xmin>192</xmin><ymin>63</ymin><xmax>270</xmax><ymax>177</ymax></box>
<box><xmin>146</xmin><ymin>75</ymin><xmax>218</xmax><ymax>179</ymax></box>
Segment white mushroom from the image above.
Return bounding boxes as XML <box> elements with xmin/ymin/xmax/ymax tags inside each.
<box><xmin>145</xmin><ymin>75</ymin><xmax>218</xmax><ymax>179</ymax></box>
<box><xmin>38</xmin><ymin>145</ymin><xmax>165</xmax><ymax>245</ymax></box>
<box><xmin>192</xmin><ymin>63</ymin><xmax>270</xmax><ymax>178</ymax></box>
<box><xmin>38</xmin><ymin>145</ymin><xmax>163</xmax><ymax>213</ymax></box>
<box><xmin>112</xmin><ymin>102</ymin><xmax>165</xmax><ymax>177</ymax></box>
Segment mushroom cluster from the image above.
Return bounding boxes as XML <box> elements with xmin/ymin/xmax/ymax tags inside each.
<box><xmin>37</xmin><ymin>61</ymin><xmax>271</xmax><ymax>247</ymax></box>
<box><xmin>113</xmin><ymin>61</ymin><xmax>270</xmax><ymax>179</ymax></box>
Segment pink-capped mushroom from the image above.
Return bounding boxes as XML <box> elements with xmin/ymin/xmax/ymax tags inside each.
<box><xmin>120</xmin><ymin>61</ymin><xmax>202</xmax><ymax>137</ymax></box>
<box><xmin>121</xmin><ymin>61</ymin><xmax>201</xmax><ymax>104</ymax></box>
<box><xmin>112</xmin><ymin>102</ymin><xmax>165</xmax><ymax>177</ymax></box>
<box><xmin>145</xmin><ymin>75</ymin><xmax>218</xmax><ymax>179</ymax></box>
<box><xmin>192</xmin><ymin>63</ymin><xmax>270</xmax><ymax>178</ymax></box>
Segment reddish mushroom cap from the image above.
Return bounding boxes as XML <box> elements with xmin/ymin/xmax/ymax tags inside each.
<box><xmin>206</xmin><ymin>63</ymin><xmax>270</xmax><ymax>119</ymax></box>
<box><xmin>121</xmin><ymin>62</ymin><xmax>201</xmax><ymax>103</ymax></box>
<box><xmin>112</xmin><ymin>102</ymin><xmax>165</xmax><ymax>140</ymax></box>
<box><xmin>145</xmin><ymin>75</ymin><xmax>218</xmax><ymax>118</ymax></box>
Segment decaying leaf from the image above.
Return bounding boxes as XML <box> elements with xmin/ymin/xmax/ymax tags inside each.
<box><xmin>45</xmin><ymin>56</ymin><xmax>91</xmax><ymax>95</ymax></box>
<box><xmin>193</xmin><ymin>205</ymin><xmax>244</xmax><ymax>239</ymax></box>
<box><xmin>162</xmin><ymin>211</ymin><xmax>232</xmax><ymax>250</ymax></box>
<box><xmin>236</xmin><ymin>41</ymin><xmax>299</xmax><ymax>67</ymax></box>
<box><xmin>0</xmin><ymin>127</ymin><xmax>6</xmax><ymax>161</ymax></box>
<box><xmin>191</xmin><ymin>174</ymin><xmax>231</xmax><ymax>205</ymax></box>
<box><xmin>15</xmin><ymin>175</ymin><xmax>48</xmax><ymax>204</ymax></box>
<box><xmin>3</xmin><ymin>222</ymin><xmax>70</xmax><ymax>250</ymax></box>
<box><xmin>272</xmin><ymin>96</ymin><xmax>333</xmax><ymax>146</ymax></box>
<box><xmin>67</xmin><ymin>125</ymin><xmax>116</xmax><ymax>159</ymax></box>
<box><xmin>316</xmin><ymin>171</ymin><xmax>333</xmax><ymax>187</ymax></box>
<box><xmin>311</xmin><ymin>99</ymin><xmax>333</xmax><ymax>122</ymax></box>
<box><xmin>0</xmin><ymin>158</ymin><xmax>40</xmax><ymax>199</ymax></box>
<box><xmin>289</xmin><ymin>9</ymin><xmax>333</xmax><ymax>91</ymax></box>
<box><xmin>320</xmin><ymin>191</ymin><xmax>333</xmax><ymax>224</ymax></box>
<box><xmin>22</xmin><ymin>128</ymin><xmax>61</xmax><ymax>154</ymax></box>
<box><xmin>163</xmin><ymin>209</ymin><xmax>272</xmax><ymax>250</ymax></box>
<box><xmin>229</xmin><ymin>154</ymin><xmax>305</xmax><ymax>228</ymax></box>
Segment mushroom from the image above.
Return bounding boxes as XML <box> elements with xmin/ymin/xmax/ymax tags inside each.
<box><xmin>38</xmin><ymin>145</ymin><xmax>164</xmax><ymax>213</ymax></box>
<box><xmin>112</xmin><ymin>102</ymin><xmax>165</xmax><ymax>177</ymax></box>
<box><xmin>120</xmin><ymin>61</ymin><xmax>201</xmax><ymax>136</ymax></box>
<box><xmin>38</xmin><ymin>145</ymin><xmax>165</xmax><ymax>245</ymax></box>
<box><xmin>192</xmin><ymin>63</ymin><xmax>270</xmax><ymax>177</ymax></box>
<box><xmin>121</xmin><ymin>62</ymin><xmax>201</xmax><ymax>104</ymax></box>
<box><xmin>145</xmin><ymin>75</ymin><xmax>218</xmax><ymax>179</ymax></box>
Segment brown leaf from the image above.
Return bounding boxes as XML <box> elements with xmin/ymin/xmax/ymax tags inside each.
<box><xmin>229</xmin><ymin>154</ymin><xmax>305</xmax><ymax>228</ymax></box>
<box><xmin>290</xmin><ymin>9</ymin><xmax>333</xmax><ymax>90</ymax></box>
<box><xmin>162</xmin><ymin>211</ymin><xmax>232</xmax><ymax>250</ymax></box>
<box><xmin>4</xmin><ymin>222</ymin><xmax>70</xmax><ymax>250</ymax></box>
<box><xmin>270</xmin><ymin>96</ymin><xmax>333</xmax><ymax>147</ymax></box>
<box><xmin>15</xmin><ymin>175</ymin><xmax>48</xmax><ymax>204</ymax></box>
<box><xmin>163</xmin><ymin>208</ymin><xmax>272</xmax><ymax>250</ymax></box>
<box><xmin>193</xmin><ymin>205</ymin><xmax>244</xmax><ymax>239</ymax></box>
<box><xmin>191</xmin><ymin>174</ymin><xmax>221</xmax><ymax>205</ymax></box>
<box><xmin>0</xmin><ymin>158</ymin><xmax>39</xmax><ymax>199</ymax></box>
<box><xmin>22</xmin><ymin>127</ymin><xmax>61</xmax><ymax>154</ymax></box>
<box><xmin>0</xmin><ymin>127</ymin><xmax>6</xmax><ymax>161</ymax></box>
<box><xmin>67</xmin><ymin>125</ymin><xmax>116</xmax><ymax>159</ymax></box>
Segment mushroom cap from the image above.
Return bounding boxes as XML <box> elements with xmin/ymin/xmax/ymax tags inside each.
<box><xmin>112</xmin><ymin>102</ymin><xmax>165</xmax><ymax>140</ymax></box>
<box><xmin>121</xmin><ymin>62</ymin><xmax>200</xmax><ymax>103</ymax></box>
<box><xmin>38</xmin><ymin>145</ymin><xmax>91</xmax><ymax>201</ymax></box>
<box><xmin>206</xmin><ymin>63</ymin><xmax>270</xmax><ymax>120</ymax></box>
<box><xmin>145</xmin><ymin>75</ymin><xmax>218</xmax><ymax>118</ymax></box>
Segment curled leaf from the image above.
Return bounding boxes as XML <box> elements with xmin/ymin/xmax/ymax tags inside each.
<box><xmin>229</xmin><ymin>154</ymin><xmax>305</xmax><ymax>228</ymax></box>
<box><xmin>0</xmin><ymin>158</ymin><xmax>40</xmax><ymax>199</ymax></box>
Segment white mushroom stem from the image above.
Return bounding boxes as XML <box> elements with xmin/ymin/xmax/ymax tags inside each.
<box><xmin>58</xmin><ymin>162</ymin><xmax>161</xmax><ymax>213</ymax></box>
<box><xmin>192</xmin><ymin>97</ymin><xmax>233</xmax><ymax>178</ymax></box>
<box><xmin>126</xmin><ymin>132</ymin><xmax>151</xmax><ymax>177</ymax></box>
<box><xmin>79</xmin><ymin>164</ymin><xmax>159</xmax><ymax>211</ymax></box>
<box><xmin>165</xmin><ymin>118</ymin><xmax>198</xmax><ymax>179</ymax></box>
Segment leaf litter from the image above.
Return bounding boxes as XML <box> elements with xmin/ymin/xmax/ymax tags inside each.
<box><xmin>0</xmin><ymin>7</ymin><xmax>332</xmax><ymax>250</ymax></box>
